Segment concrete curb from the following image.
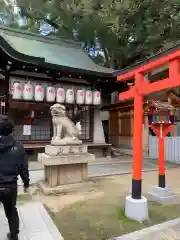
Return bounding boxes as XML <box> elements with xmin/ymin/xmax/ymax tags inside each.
<box><xmin>109</xmin><ymin>218</ymin><xmax>180</xmax><ymax>240</ymax></box>
<box><xmin>39</xmin><ymin>203</ymin><xmax>64</xmax><ymax>240</ymax></box>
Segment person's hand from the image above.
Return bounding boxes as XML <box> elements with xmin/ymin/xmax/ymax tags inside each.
<box><xmin>24</xmin><ymin>187</ymin><xmax>29</xmax><ymax>193</ymax></box>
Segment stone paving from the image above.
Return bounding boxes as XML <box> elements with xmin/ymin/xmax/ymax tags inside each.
<box><xmin>88</xmin><ymin>157</ymin><xmax>177</xmax><ymax>177</ymax></box>
<box><xmin>88</xmin><ymin>159</ymin><xmax>158</xmax><ymax>177</ymax></box>
<box><xmin>0</xmin><ymin>202</ymin><xmax>64</xmax><ymax>240</ymax></box>
<box><xmin>19</xmin><ymin>156</ymin><xmax>177</xmax><ymax>186</ymax></box>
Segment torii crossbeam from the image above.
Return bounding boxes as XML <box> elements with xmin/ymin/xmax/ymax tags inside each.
<box><xmin>117</xmin><ymin>50</ymin><xmax>180</xmax><ymax>200</ymax></box>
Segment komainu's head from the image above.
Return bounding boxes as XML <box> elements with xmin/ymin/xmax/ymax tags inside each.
<box><xmin>50</xmin><ymin>104</ymin><xmax>66</xmax><ymax>116</ymax></box>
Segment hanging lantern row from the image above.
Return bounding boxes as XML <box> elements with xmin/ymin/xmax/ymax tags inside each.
<box><xmin>11</xmin><ymin>81</ymin><xmax>101</xmax><ymax>105</ymax></box>
<box><xmin>147</xmin><ymin>101</ymin><xmax>175</xmax><ymax>125</ymax></box>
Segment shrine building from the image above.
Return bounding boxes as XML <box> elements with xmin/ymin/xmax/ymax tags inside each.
<box><xmin>0</xmin><ymin>25</ymin><xmax>123</xmax><ymax>159</ymax></box>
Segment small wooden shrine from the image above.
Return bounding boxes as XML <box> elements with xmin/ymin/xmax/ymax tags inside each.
<box><xmin>147</xmin><ymin>101</ymin><xmax>175</xmax><ymax>125</ymax></box>
<box><xmin>146</xmin><ymin>100</ymin><xmax>176</xmax><ymax>188</ymax></box>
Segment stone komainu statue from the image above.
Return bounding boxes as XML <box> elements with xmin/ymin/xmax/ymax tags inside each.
<box><xmin>50</xmin><ymin>103</ymin><xmax>82</xmax><ymax>145</ymax></box>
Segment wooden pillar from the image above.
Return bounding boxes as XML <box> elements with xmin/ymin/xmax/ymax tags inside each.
<box><xmin>4</xmin><ymin>70</ymin><xmax>10</xmax><ymax>115</ymax></box>
<box><xmin>132</xmin><ymin>73</ymin><xmax>144</xmax><ymax>200</ymax></box>
<box><xmin>130</xmin><ymin>109</ymin><xmax>134</xmax><ymax>148</ymax></box>
<box><xmin>142</xmin><ymin>113</ymin><xmax>149</xmax><ymax>154</ymax></box>
<box><xmin>89</xmin><ymin>107</ymin><xmax>94</xmax><ymax>142</ymax></box>
<box><xmin>50</xmin><ymin>75</ymin><xmax>55</xmax><ymax>139</ymax></box>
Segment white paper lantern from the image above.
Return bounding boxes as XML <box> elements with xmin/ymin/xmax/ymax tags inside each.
<box><xmin>93</xmin><ymin>90</ymin><xmax>101</xmax><ymax>105</ymax></box>
<box><xmin>56</xmin><ymin>87</ymin><xmax>65</xmax><ymax>103</ymax></box>
<box><xmin>12</xmin><ymin>81</ymin><xmax>22</xmax><ymax>99</ymax></box>
<box><xmin>23</xmin><ymin>81</ymin><xmax>33</xmax><ymax>100</ymax></box>
<box><xmin>85</xmin><ymin>89</ymin><xmax>92</xmax><ymax>105</ymax></box>
<box><xmin>46</xmin><ymin>86</ymin><xmax>56</xmax><ymax>102</ymax></box>
<box><xmin>66</xmin><ymin>88</ymin><xmax>74</xmax><ymax>104</ymax></box>
<box><xmin>76</xmin><ymin>89</ymin><xmax>85</xmax><ymax>104</ymax></box>
<box><xmin>35</xmin><ymin>84</ymin><xmax>44</xmax><ymax>102</ymax></box>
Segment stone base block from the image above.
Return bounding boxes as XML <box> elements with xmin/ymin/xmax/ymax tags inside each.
<box><xmin>45</xmin><ymin>144</ymin><xmax>87</xmax><ymax>156</ymax></box>
<box><xmin>38</xmin><ymin>153</ymin><xmax>95</xmax><ymax>187</ymax></box>
<box><xmin>148</xmin><ymin>186</ymin><xmax>179</xmax><ymax>205</ymax></box>
<box><xmin>51</xmin><ymin>138</ymin><xmax>82</xmax><ymax>145</ymax></box>
<box><xmin>125</xmin><ymin>195</ymin><xmax>148</xmax><ymax>222</ymax></box>
<box><xmin>45</xmin><ymin>162</ymin><xmax>88</xmax><ymax>187</ymax></box>
<box><xmin>38</xmin><ymin>180</ymin><xmax>94</xmax><ymax>196</ymax></box>
<box><xmin>38</xmin><ymin>152</ymin><xmax>94</xmax><ymax>166</ymax></box>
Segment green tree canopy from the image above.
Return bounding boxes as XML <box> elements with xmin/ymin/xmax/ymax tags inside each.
<box><xmin>2</xmin><ymin>0</ymin><xmax>180</xmax><ymax>69</ymax></box>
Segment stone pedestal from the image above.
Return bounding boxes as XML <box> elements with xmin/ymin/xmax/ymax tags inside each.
<box><xmin>38</xmin><ymin>144</ymin><xmax>95</xmax><ymax>187</ymax></box>
<box><xmin>148</xmin><ymin>186</ymin><xmax>179</xmax><ymax>205</ymax></box>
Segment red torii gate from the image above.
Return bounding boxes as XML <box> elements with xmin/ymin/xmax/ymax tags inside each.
<box><xmin>117</xmin><ymin>50</ymin><xmax>180</xmax><ymax>200</ymax></box>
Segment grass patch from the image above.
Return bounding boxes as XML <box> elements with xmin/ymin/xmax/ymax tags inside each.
<box><xmin>118</xmin><ymin>207</ymin><xmax>133</xmax><ymax>223</ymax></box>
<box><xmin>43</xmin><ymin>173</ymin><xmax>180</xmax><ymax>240</ymax></box>
<box><xmin>47</xmin><ymin>196</ymin><xmax>180</xmax><ymax>240</ymax></box>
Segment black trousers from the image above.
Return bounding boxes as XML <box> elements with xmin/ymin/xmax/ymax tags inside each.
<box><xmin>0</xmin><ymin>186</ymin><xmax>19</xmax><ymax>237</ymax></box>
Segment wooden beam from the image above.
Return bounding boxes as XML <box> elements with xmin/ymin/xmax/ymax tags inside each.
<box><xmin>139</xmin><ymin>77</ymin><xmax>180</xmax><ymax>95</ymax></box>
<box><xmin>119</xmin><ymin>86</ymin><xmax>135</xmax><ymax>101</ymax></box>
<box><xmin>120</xmin><ymin>76</ymin><xmax>180</xmax><ymax>101</ymax></box>
<box><xmin>117</xmin><ymin>50</ymin><xmax>180</xmax><ymax>81</ymax></box>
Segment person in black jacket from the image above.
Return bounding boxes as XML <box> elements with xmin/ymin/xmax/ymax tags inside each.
<box><xmin>0</xmin><ymin>115</ymin><xmax>30</xmax><ymax>240</ymax></box>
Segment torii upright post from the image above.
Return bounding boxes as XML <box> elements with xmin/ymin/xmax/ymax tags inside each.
<box><xmin>131</xmin><ymin>73</ymin><xmax>144</xmax><ymax>200</ymax></box>
<box><xmin>117</xmin><ymin>51</ymin><xmax>180</xmax><ymax>222</ymax></box>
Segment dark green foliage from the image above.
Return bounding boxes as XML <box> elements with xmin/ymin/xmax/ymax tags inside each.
<box><xmin>2</xmin><ymin>0</ymin><xmax>180</xmax><ymax>68</ymax></box>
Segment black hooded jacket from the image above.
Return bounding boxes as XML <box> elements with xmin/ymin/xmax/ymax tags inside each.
<box><xmin>0</xmin><ymin>135</ymin><xmax>30</xmax><ymax>188</ymax></box>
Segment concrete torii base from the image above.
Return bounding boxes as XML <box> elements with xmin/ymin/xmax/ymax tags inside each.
<box><xmin>125</xmin><ymin>195</ymin><xmax>148</xmax><ymax>222</ymax></box>
<box><xmin>148</xmin><ymin>186</ymin><xmax>179</xmax><ymax>205</ymax></box>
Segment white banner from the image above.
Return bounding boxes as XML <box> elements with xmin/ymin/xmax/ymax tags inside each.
<box><xmin>23</xmin><ymin>125</ymin><xmax>31</xmax><ymax>136</ymax></box>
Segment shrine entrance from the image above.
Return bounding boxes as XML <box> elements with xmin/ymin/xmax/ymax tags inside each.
<box><xmin>115</xmin><ymin>49</ymin><xmax>180</xmax><ymax>221</ymax></box>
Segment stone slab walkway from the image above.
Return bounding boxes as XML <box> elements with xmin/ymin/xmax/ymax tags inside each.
<box><xmin>0</xmin><ymin>202</ymin><xmax>64</xmax><ymax>240</ymax></box>
<box><xmin>110</xmin><ymin>218</ymin><xmax>180</xmax><ymax>240</ymax></box>
<box><xmin>18</xmin><ymin>157</ymin><xmax>177</xmax><ymax>186</ymax></box>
